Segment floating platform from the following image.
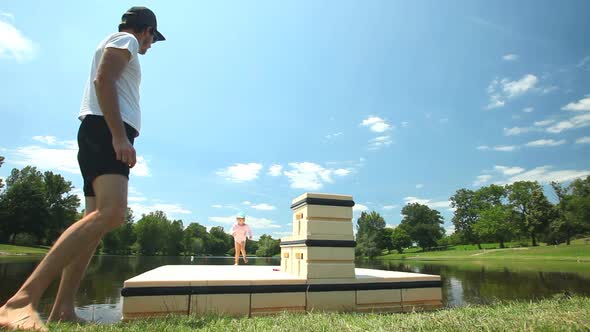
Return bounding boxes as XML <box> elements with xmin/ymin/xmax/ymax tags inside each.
<box><xmin>121</xmin><ymin>193</ymin><xmax>443</xmax><ymax>319</ymax></box>
<box><xmin>121</xmin><ymin>265</ymin><xmax>442</xmax><ymax>319</ymax></box>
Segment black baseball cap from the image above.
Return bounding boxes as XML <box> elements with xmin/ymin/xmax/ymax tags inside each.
<box><xmin>121</xmin><ymin>6</ymin><xmax>165</xmax><ymax>42</ymax></box>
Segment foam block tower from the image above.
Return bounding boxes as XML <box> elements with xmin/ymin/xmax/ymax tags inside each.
<box><xmin>280</xmin><ymin>192</ymin><xmax>356</xmax><ymax>279</ymax></box>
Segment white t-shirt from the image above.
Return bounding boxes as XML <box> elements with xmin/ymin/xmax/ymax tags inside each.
<box><xmin>79</xmin><ymin>32</ymin><xmax>142</xmax><ymax>134</ymax></box>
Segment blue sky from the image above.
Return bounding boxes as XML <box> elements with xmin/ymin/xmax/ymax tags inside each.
<box><xmin>1</xmin><ymin>0</ymin><xmax>589</xmax><ymax>239</ymax></box>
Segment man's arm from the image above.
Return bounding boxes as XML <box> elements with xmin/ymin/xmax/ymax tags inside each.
<box><xmin>93</xmin><ymin>47</ymin><xmax>136</xmax><ymax>168</ymax></box>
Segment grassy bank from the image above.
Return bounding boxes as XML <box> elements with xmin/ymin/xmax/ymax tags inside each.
<box><xmin>379</xmin><ymin>240</ymin><xmax>590</xmax><ymax>262</ymax></box>
<box><xmin>0</xmin><ymin>244</ymin><xmax>48</xmax><ymax>256</ymax></box>
<box><xmin>49</xmin><ymin>296</ymin><xmax>590</xmax><ymax>332</ymax></box>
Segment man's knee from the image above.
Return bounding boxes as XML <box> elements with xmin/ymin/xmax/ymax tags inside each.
<box><xmin>96</xmin><ymin>206</ymin><xmax>127</xmax><ymax>230</ymax></box>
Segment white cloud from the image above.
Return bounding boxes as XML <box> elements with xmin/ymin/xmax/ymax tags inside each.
<box><xmin>0</xmin><ymin>12</ymin><xmax>37</xmax><ymax>63</ymax></box>
<box><xmin>251</xmin><ymin>203</ymin><xmax>276</xmax><ymax>211</ymax></box>
<box><xmin>541</xmin><ymin>86</ymin><xmax>558</xmax><ymax>94</ymax></box>
<box><xmin>131</xmin><ymin>156</ymin><xmax>150</xmax><ymax>177</ymax></box>
<box><xmin>242</xmin><ymin>201</ymin><xmax>251</xmax><ymax>205</ymax></box>
<box><xmin>525</xmin><ymin>139</ymin><xmax>566</xmax><ymax>147</ymax></box>
<box><xmin>479</xmin><ymin>165</ymin><xmax>590</xmax><ymax>186</ymax></box>
<box><xmin>353</xmin><ymin>204</ymin><xmax>368</xmax><ymax>212</ymax></box>
<box><xmin>473</xmin><ymin>174</ymin><xmax>492</xmax><ymax>186</ymax></box>
<box><xmin>534</xmin><ymin>119</ymin><xmax>555</xmax><ymax>127</ymax></box>
<box><xmin>10</xmin><ymin>144</ymin><xmax>79</xmax><ymax>174</ymax></box>
<box><xmin>208</xmin><ymin>215</ymin><xmax>281</xmax><ymax>229</ymax></box>
<box><xmin>575</xmin><ymin>136</ymin><xmax>590</xmax><ymax>144</ymax></box>
<box><xmin>32</xmin><ymin>136</ymin><xmax>57</xmax><ymax>145</ymax></box>
<box><xmin>577</xmin><ymin>56</ymin><xmax>590</xmax><ymax>70</ymax></box>
<box><xmin>382</xmin><ymin>205</ymin><xmax>398</xmax><ymax>210</ymax></box>
<box><xmin>129</xmin><ymin>196</ymin><xmax>147</xmax><ymax>202</ymax></box>
<box><xmin>368</xmin><ymin>135</ymin><xmax>393</xmax><ymax>150</ymax></box>
<box><xmin>325</xmin><ymin>132</ymin><xmax>343</xmax><ymax>139</ymax></box>
<box><xmin>361</xmin><ymin>116</ymin><xmax>392</xmax><ymax>133</ymax></box>
<box><xmin>415</xmin><ymin>184</ymin><xmax>424</xmax><ymax>189</ymax></box>
<box><xmin>476</xmin><ymin>145</ymin><xmax>490</xmax><ymax>150</ymax></box>
<box><xmin>493</xmin><ymin>145</ymin><xmax>518</xmax><ymax>152</ymax></box>
<box><xmin>502</xmin><ymin>54</ymin><xmax>518</xmax><ymax>61</ymax></box>
<box><xmin>283</xmin><ymin>162</ymin><xmax>351</xmax><ymax>190</ymax></box>
<box><xmin>494</xmin><ymin>165</ymin><xmax>525</xmax><ymax>176</ymax></box>
<box><xmin>486</xmin><ymin>75</ymin><xmax>538</xmax><ymax>109</ymax></box>
<box><xmin>267</xmin><ymin>164</ymin><xmax>282</xmax><ymax>177</ymax></box>
<box><xmin>404</xmin><ymin>196</ymin><xmax>453</xmax><ymax>211</ymax></box>
<box><xmin>547</xmin><ymin>113</ymin><xmax>590</xmax><ymax>133</ymax></box>
<box><xmin>212</xmin><ymin>204</ymin><xmax>224</xmax><ymax>208</ymax></box>
<box><xmin>504</xmin><ymin>126</ymin><xmax>533</xmax><ymax>136</ymax></box>
<box><xmin>216</xmin><ymin>163</ymin><xmax>263</xmax><ymax>183</ymax></box>
<box><xmin>562</xmin><ymin>97</ymin><xmax>590</xmax><ymax>112</ymax></box>
<box><xmin>507</xmin><ymin>166</ymin><xmax>590</xmax><ymax>184</ymax></box>
<box><xmin>523</xmin><ymin>107</ymin><xmax>534</xmax><ymax>113</ymax></box>
<box><xmin>334</xmin><ymin>168</ymin><xmax>351</xmax><ymax>176</ymax></box>
<box><xmin>129</xmin><ymin>201</ymin><xmax>192</xmax><ymax>219</ymax></box>
<box><xmin>401</xmin><ymin>121</ymin><xmax>409</xmax><ymax>127</ymax></box>
<box><xmin>503</xmin><ymin>74</ymin><xmax>538</xmax><ymax>98</ymax></box>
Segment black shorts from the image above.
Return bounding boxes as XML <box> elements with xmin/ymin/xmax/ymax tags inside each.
<box><xmin>77</xmin><ymin>115</ymin><xmax>138</xmax><ymax>197</ymax></box>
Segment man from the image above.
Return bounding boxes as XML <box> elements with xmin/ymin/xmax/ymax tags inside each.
<box><xmin>0</xmin><ymin>7</ymin><xmax>165</xmax><ymax>331</ymax></box>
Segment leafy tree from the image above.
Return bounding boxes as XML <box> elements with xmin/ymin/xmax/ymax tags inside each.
<box><xmin>355</xmin><ymin>211</ymin><xmax>386</xmax><ymax>257</ymax></box>
<box><xmin>165</xmin><ymin>219</ymin><xmax>184</xmax><ymax>255</ymax></box>
<box><xmin>0</xmin><ymin>167</ymin><xmax>48</xmax><ymax>243</ymax></box>
<box><xmin>450</xmin><ymin>188</ymin><xmax>482</xmax><ymax>248</ymax></box>
<box><xmin>399</xmin><ymin>203</ymin><xmax>444</xmax><ymax>251</ymax></box>
<box><xmin>134</xmin><ymin>211</ymin><xmax>169</xmax><ymax>255</ymax></box>
<box><xmin>0</xmin><ymin>156</ymin><xmax>5</xmax><ymax>191</ymax></box>
<box><xmin>255</xmin><ymin>234</ymin><xmax>280</xmax><ymax>257</ymax></box>
<box><xmin>183</xmin><ymin>222</ymin><xmax>208</xmax><ymax>255</ymax></box>
<box><xmin>390</xmin><ymin>227</ymin><xmax>412</xmax><ymax>254</ymax></box>
<box><xmin>382</xmin><ymin>227</ymin><xmax>394</xmax><ymax>253</ymax></box>
<box><xmin>473</xmin><ymin>205</ymin><xmax>515</xmax><ymax>248</ymax></box>
<box><xmin>42</xmin><ymin>171</ymin><xmax>80</xmax><ymax>245</ymax></box>
<box><xmin>507</xmin><ymin>181</ymin><xmax>553</xmax><ymax>246</ymax></box>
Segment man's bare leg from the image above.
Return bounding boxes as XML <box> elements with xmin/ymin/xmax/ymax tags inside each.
<box><xmin>47</xmin><ymin>198</ymin><xmax>97</xmax><ymax>322</ymax></box>
<box><xmin>0</xmin><ymin>175</ymin><xmax>128</xmax><ymax>331</ymax></box>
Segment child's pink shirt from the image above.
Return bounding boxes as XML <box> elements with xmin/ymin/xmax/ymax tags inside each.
<box><xmin>231</xmin><ymin>223</ymin><xmax>253</xmax><ymax>243</ymax></box>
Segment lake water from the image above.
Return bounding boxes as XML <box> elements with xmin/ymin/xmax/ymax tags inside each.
<box><xmin>1</xmin><ymin>255</ymin><xmax>589</xmax><ymax>323</ymax></box>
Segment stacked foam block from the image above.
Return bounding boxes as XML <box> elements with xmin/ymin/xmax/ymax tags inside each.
<box><xmin>280</xmin><ymin>193</ymin><xmax>356</xmax><ymax>279</ymax></box>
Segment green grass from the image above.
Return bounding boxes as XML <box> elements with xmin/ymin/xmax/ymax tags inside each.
<box><xmin>0</xmin><ymin>244</ymin><xmax>49</xmax><ymax>256</ymax></box>
<box><xmin>379</xmin><ymin>241</ymin><xmax>590</xmax><ymax>262</ymax></box>
<box><xmin>49</xmin><ymin>296</ymin><xmax>590</xmax><ymax>331</ymax></box>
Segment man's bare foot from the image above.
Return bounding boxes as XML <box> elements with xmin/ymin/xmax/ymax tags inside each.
<box><xmin>48</xmin><ymin>308</ymin><xmax>86</xmax><ymax>323</ymax></box>
<box><xmin>243</xmin><ymin>257</ymin><xmax>248</xmax><ymax>264</ymax></box>
<box><xmin>0</xmin><ymin>303</ymin><xmax>48</xmax><ymax>332</ymax></box>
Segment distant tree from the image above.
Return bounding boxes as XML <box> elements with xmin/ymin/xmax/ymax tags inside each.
<box><xmin>42</xmin><ymin>171</ymin><xmax>80</xmax><ymax>245</ymax></box>
<box><xmin>382</xmin><ymin>227</ymin><xmax>394</xmax><ymax>253</ymax></box>
<box><xmin>355</xmin><ymin>211</ymin><xmax>386</xmax><ymax>257</ymax></box>
<box><xmin>399</xmin><ymin>203</ymin><xmax>445</xmax><ymax>251</ymax></box>
<box><xmin>507</xmin><ymin>181</ymin><xmax>552</xmax><ymax>246</ymax></box>
<box><xmin>134</xmin><ymin>211</ymin><xmax>169</xmax><ymax>255</ymax></box>
<box><xmin>390</xmin><ymin>227</ymin><xmax>412</xmax><ymax>254</ymax></box>
<box><xmin>0</xmin><ymin>156</ymin><xmax>5</xmax><ymax>191</ymax></box>
<box><xmin>207</xmin><ymin>226</ymin><xmax>232</xmax><ymax>255</ymax></box>
<box><xmin>473</xmin><ymin>205</ymin><xmax>515</xmax><ymax>248</ymax></box>
<box><xmin>0</xmin><ymin>167</ymin><xmax>48</xmax><ymax>243</ymax></box>
<box><xmin>165</xmin><ymin>220</ymin><xmax>184</xmax><ymax>255</ymax></box>
<box><xmin>255</xmin><ymin>234</ymin><xmax>280</xmax><ymax>257</ymax></box>
<box><xmin>183</xmin><ymin>222</ymin><xmax>208</xmax><ymax>255</ymax></box>
<box><xmin>450</xmin><ymin>188</ymin><xmax>482</xmax><ymax>248</ymax></box>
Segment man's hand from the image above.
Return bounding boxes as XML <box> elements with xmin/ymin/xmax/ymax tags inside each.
<box><xmin>113</xmin><ymin>136</ymin><xmax>136</xmax><ymax>168</ymax></box>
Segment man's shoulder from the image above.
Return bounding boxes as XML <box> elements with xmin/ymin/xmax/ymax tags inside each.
<box><xmin>98</xmin><ymin>32</ymin><xmax>138</xmax><ymax>49</ymax></box>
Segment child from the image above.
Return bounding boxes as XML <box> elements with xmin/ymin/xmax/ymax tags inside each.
<box><xmin>230</xmin><ymin>212</ymin><xmax>253</xmax><ymax>265</ymax></box>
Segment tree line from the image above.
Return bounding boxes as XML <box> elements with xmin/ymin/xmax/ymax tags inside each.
<box><xmin>355</xmin><ymin>178</ymin><xmax>590</xmax><ymax>258</ymax></box>
<box><xmin>0</xmin><ymin>161</ymin><xmax>280</xmax><ymax>257</ymax></box>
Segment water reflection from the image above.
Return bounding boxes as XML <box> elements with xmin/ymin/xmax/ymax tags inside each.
<box><xmin>1</xmin><ymin>256</ymin><xmax>589</xmax><ymax>323</ymax></box>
